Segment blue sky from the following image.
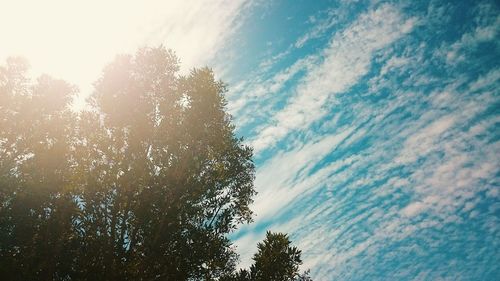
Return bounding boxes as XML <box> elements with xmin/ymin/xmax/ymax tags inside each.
<box><xmin>1</xmin><ymin>0</ymin><xmax>499</xmax><ymax>279</ymax></box>
<box><xmin>222</xmin><ymin>1</ymin><xmax>500</xmax><ymax>279</ymax></box>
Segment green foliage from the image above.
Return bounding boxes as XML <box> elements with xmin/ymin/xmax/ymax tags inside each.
<box><xmin>230</xmin><ymin>232</ymin><xmax>312</xmax><ymax>281</ymax></box>
<box><xmin>0</xmin><ymin>47</ymin><xmax>311</xmax><ymax>280</ymax></box>
<box><xmin>252</xmin><ymin>232</ymin><xmax>302</xmax><ymax>280</ymax></box>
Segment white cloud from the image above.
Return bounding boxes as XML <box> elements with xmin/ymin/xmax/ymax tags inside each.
<box><xmin>294</xmin><ymin>7</ymin><xmax>344</xmax><ymax>49</ymax></box>
<box><xmin>250</xmin><ymin>4</ymin><xmax>418</xmax><ymax>153</ymax></box>
<box><xmin>228</xmin><ymin>56</ymin><xmax>313</xmax><ymax>122</ymax></box>
<box><xmin>251</xmin><ymin>127</ymin><xmax>355</xmax><ymax>220</ymax></box>
<box><xmin>469</xmin><ymin>69</ymin><xmax>500</xmax><ymax>92</ymax></box>
<box><xmin>401</xmin><ymin>201</ymin><xmax>426</xmax><ymax>217</ymax></box>
<box><xmin>232</xmin><ymin>126</ymin><xmax>361</xmax><ymax>268</ymax></box>
<box><xmin>395</xmin><ymin>115</ymin><xmax>456</xmax><ymax>164</ymax></box>
<box><xmin>380</xmin><ymin>56</ymin><xmax>410</xmax><ymax>76</ymax></box>
<box><xmin>445</xmin><ymin>13</ymin><xmax>499</xmax><ymax>64</ymax></box>
<box><xmin>235</xmin><ymin>34</ymin><xmax>500</xmax><ymax>277</ymax></box>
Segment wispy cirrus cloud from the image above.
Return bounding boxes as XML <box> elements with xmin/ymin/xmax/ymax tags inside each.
<box><xmin>249</xmin><ymin>4</ymin><xmax>418</xmax><ymax>153</ymax></box>
<box><xmin>445</xmin><ymin>17</ymin><xmax>499</xmax><ymax>63</ymax></box>
<box><xmin>233</xmin><ymin>2</ymin><xmax>420</xmax><ymax>269</ymax></box>
<box><xmin>232</xmin><ymin>2</ymin><xmax>500</xmax><ymax>279</ymax></box>
<box><xmin>271</xmin><ymin>67</ymin><xmax>500</xmax><ymax>279</ymax></box>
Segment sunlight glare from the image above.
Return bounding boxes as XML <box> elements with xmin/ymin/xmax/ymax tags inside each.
<box><xmin>0</xmin><ymin>0</ymin><xmax>244</xmax><ymax>109</ymax></box>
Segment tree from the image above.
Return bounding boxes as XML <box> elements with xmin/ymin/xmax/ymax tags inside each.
<box><xmin>0</xmin><ymin>47</ymin><xmax>311</xmax><ymax>280</ymax></box>
<box><xmin>231</xmin><ymin>232</ymin><xmax>312</xmax><ymax>281</ymax></box>
<box><xmin>0</xmin><ymin>57</ymin><xmax>80</xmax><ymax>279</ymax></box>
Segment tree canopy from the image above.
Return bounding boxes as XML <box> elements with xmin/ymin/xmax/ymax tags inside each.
<box><xmin>233</xmin><ymin>232</ymin><xmax>312</xmax><ymax>281</ymax></box>
<box><xmin>0</xmin><ymin>47</ymin><xmax>311</xmax><ymax>280</ymax></box>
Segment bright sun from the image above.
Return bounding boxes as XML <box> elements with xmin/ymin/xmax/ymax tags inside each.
<box><xmin>0</xmin><ymin>0</ymin><xmax>242</xmax><ymax>109</ymax></box>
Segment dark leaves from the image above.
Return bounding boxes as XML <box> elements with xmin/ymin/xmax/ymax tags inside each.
<box><xmin>0</xmin><ymin>47</ymin><xmax>310</xmax><ymax>281</ymax></box>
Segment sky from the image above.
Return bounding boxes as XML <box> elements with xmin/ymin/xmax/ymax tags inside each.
<box><xmin>1</xmin><ymin>0</ymin><xmax>499</xmax><ymax>280</ymax></box>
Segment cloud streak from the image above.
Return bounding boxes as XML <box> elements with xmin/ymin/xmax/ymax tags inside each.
<box><xmin>249</xmin><ymin>4</ymin><xmax>418</xmax><ymax>153</ymax></box>
<box><xmin>231</xmin><ymin>2</ymin><xmax>500</xmax><ymax>279</ymax></box>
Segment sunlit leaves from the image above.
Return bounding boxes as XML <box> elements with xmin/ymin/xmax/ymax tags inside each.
<box><xmin>0</xmin><ymin>47</ymin><xmax>256</xmax><ymax>280</ymax></box>
<box><xmin>0</xmin><ymin>47</ymin><xmax>310</xmax><ymax>280</ymax></box>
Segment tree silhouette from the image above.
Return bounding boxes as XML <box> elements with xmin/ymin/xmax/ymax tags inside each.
<box><xmin>232</xmin><ymin>232</ymin><xmax>312</xmax><ymax>281</ymax></box>
<box><xmin>0</xmin><ymin>47</ymin><xmax>311</xmax><ymax>280</ymax></box>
